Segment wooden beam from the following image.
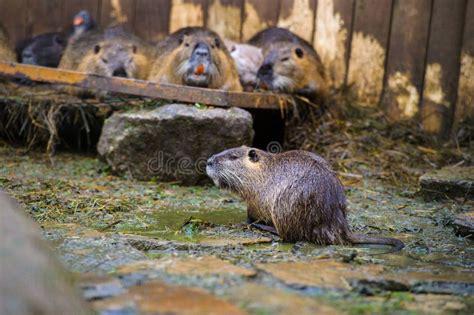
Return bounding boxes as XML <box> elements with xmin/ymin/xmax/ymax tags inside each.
<box><xmin>0</xmin><ymin>62</ymin><xmax>287</xmax><ymax>110</ymax></box>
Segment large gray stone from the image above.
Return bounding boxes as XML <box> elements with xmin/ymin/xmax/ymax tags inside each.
<box><xmin>97</xmin><ymin>104</ymin><xmax>254</xmax><ymax>185</ymax></box>
<box><xmin>419</xmin><ymin>166</ymin><xmax>474</xmax><ymax>200</ymax></box>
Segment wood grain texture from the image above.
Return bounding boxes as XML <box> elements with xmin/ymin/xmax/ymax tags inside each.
<box><xmin>242</xmin><ymin>0</ymin><xmax>280</xmax><ymax>41</ymax></box>
<box><xmin>421</xmin><ymin>0</ymin><xmax>467</xmax><ymax>137</ymax></box>
<box><xmin>313</xmin><ymin>0</ymin><xmax>355</xmax><ymax>88</ymax></box>
<box><xmin>381</xmin><ymin>0</ymin><xmax>432</xmax><ymax>121</ymax></box>
<box><xmin>0</xmin><ymin>0</ymin><xmax>29</xmax><ymax>45</ymax></box>
<box><xmin>169</xmin><ymin>0</ymin><xmax>207</xmax><ymax>34</ymax></box>
<box><xmin>61</xmin><ymin>0</ymin><xmax>101</xmax><ymax>32</ymax></box>
<box><xmin>277</xmin><ymin>0</ymin><xmax>317</xmax><ymax>42</ymax></box>
<box><xmin>100</xmin><ymin>0</ymin><xmax>136</xmax><ymax>30</ymax></box>
<box><xmin>28</xmin><ymin>0</ymin><xmax>64</xmax><ymax>35</ymax></box>
<box><xmin>346</xmin><ymin>0</ymin><xmax>393</xmax><ymax>106</ymax></box>
<box><xmin>135</xmin><ymin>0</ymin><xmax>172</xmax><ymax>42</ymax></box>
<box><xmin>454</xmin><ymin>0</ymin><xmax>474</xmax><ymax>125</ymax></box>
<box><xmin>207</xmin><ymin>0</ymin><xmax>243</xmax><ymax>41</ymax></box>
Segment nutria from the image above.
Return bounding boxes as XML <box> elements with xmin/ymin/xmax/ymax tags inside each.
<box><xmin>248</xmin><ymin>27</ymin><xmax>327</xmax><ymax>98</ymax></box>
<box><xmin>224</xmin><ymin>39</ymin><xmax>263</xmax><ymax>91</ymax></box>
<box><xmin>59</xmin><ymin>27</ymin><xmax>153</xmax><ymax>79</ymax></box>
<box><xmin>0</xmin><ymin>24</ymin><xmax>15</xmax><ymax>63</ymax></box>
<box><xmin>206</xmin><ymin>146</ymin><xmax>404</xmax><ymax>251</ymax></box>
<box><xmin>148</xmin><ymin>27</ymin><xmax>242</xmax><ymax>91</ymax></box>
<box><xmin>16</xmin><ymin>10</ymin><xmax>95</xmax><ymax>67</ymax></box>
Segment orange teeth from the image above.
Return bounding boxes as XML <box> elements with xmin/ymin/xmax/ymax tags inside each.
<box><xmin>194</xmin><ymin>64</ymin><xmax>205</xmax><ymax>75</ymax></box>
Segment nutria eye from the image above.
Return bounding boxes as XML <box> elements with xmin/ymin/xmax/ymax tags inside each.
<box><xmin>281</xmin><ymin>57</ymin><xmax>289</xmax><ymax>62</ymax></box>
<box><xmin>248</xmin><ymin>149</ymin><xmax>259</xmax><ymax>162</ymax></box>
<box><xmin>229</xmin><ymin>154</ymin><xmax>239</xmax><ymax>160</ymax></box>
<box><xmin>185</xmin><ymin>42</ymin><xmax>190</xmax><ymax>47</ymax></box>
<box><xmin>94</xmin><ymin>45</ymin><xmax>101</xmax><ymax>54</ymax></box>
<box><xmin>295</xmin><ymin>48</ymin><xmax>304</xmax><ymax>58</ymax></box>
<box><xmin>101</xmin><ymin>58</ymin><xmax>108</xmax><ymax>64</ymax></box>
<box><xmin>214</xmin><ymin>38</ymin><xmax>220</xmax><ymax>48</ymax></box>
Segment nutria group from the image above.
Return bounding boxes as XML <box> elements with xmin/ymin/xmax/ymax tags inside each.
<box><xmin>148</xmin><ymin>27</ymin><xmax>242</xmax><ymax>91</ymax></box>
<box><xmin>206</xmin><ymin>146</ymin><xmax>404</xmax><ymax>251</ymax></box>
<box><xmin>249</xmin><ymin>27</ymin><xmax>327</xmax><ymax>98</ymax></box>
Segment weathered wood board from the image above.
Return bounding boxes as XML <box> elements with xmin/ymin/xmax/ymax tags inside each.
<box><xmin>169</xmin><ymin>0</ymin><xmax>207</xmax><ymax>34</ymax></box>
<box><xmin>421</xmin><ymin>0</ymin><xmax>467</xmax><ymax>137</ymax></box>
<box><xmin>135</xmin><ymin>0</ymin><xmax>172</xmax><ymax>42</ymax></box>
<box><xmin>100</xmin><ymin>0</ymin><xmax>136</xmax><ymax>31</ymax></box>
<box><xmin>381</xmin><ymin>0</ymin><xmax>432</xmax><ymax>122</ymax></box>
<box><xmin>277</xmin><ymin>0</ymin><xmax>317</xmax><ymax>43</ymax></box>
<box><xmin>346</xmin><ymin>0</ymin><xmax>392</xmax><ymax>107</ymax></box>
<box><xmin>207</xmin><ymin>0</ymin><xmax>243</xmax><ymax>41</ymax></box>
<box><xmin>241</xmin><ymin>0</ymin><xmax>280</xmax><ymax>41</ymax></box>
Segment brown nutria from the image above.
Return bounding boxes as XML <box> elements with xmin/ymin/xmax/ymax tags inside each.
<box><xmin>224</xmin><ymin>39</ymin><xmax>263</xmax><ymax>91</ymax></box>
<box><xmin>59</xmin><ymin>26</ymin><xmax>153</xmax><ymax>80</ymax></box>
<box><xmin>248</xmin><ymin>27</ymin><xmax>327</xmax><ymax>98</ymax></box>
<box><xmin>148</xmin><ymin>27</ymin><xmax>242</xmax><ymax>91</ymax></box>
<box><xmin>206</xmin><ymin>146</ymin><xmax>404</xmax><ymax>251</ymax></box>
<box><xmin>16</xmin><ymin>10</ymin><xmax>95</xmax><ymax>67</ymax></box>
<box><xmin>0</xmin><ymin>24</ymin><xmax>15</xmax><ymax>63</ymax></box>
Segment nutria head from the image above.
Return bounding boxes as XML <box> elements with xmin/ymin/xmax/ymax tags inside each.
<box><xmin>172</xmin><ymin>29</ymin><xmax>227</xmax><ymax>88</ymax></box>
<box><xmin>206</xmin><ymin>146</ymin><xmax>271</xmax><ymax>192</ymax></box>
<box><xmin>257</xmin><ymin>42</ymin><xmax>326</xmax><ymax>95</ymax></box>
<box><xmin>21</xmin><ymin>34</ymin><xmax>66</xmax><ymax>67</ymax></box>
<box><xmin>224</xmin><ymin>40</ymin><xmax>263</xmax><ymax>89</ymax></box>
<box><xmin>72</xmin><ymin>10</ymin><xmax>95</xmax><ymax>37</ymax></box>
<box><xmin>92</xmin><ymin>41</ymin><xmax>138</xmax><ymax>78</ymax></box>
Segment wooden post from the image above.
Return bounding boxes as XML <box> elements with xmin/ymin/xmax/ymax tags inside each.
<box><xmin>100</xmin><ymin>0</ymin><xmax>136</xmax><ymax>31</ymax></box>
<box><xmin>0</xmin><ymin>0</ymin><xmax>29</xmax><ymax>45</ymax></box>
<box><xmin>313</xmin><ymin>0</ymin><xmax>355</xmax><ymax>88</ymax></box>
<box><xmin>381</xmin><ymin>0</ymin><xmax>432</xmax><ymax>122</ymax></box>
<box><xmin>169</xmin><ymin>0</ymin><xmax>207</xmax><ymax>34</ymax></box>
<box><xmin>421</xmin><ymin>0</ymin><xmax>467</xmax><ymax>138</ymax></box>
<box><xmin>241</xmin><ymin>0</ymin><xmax>280</xmax><ymax>41</ymax></box>
<box><xmin>454</xmin><ymin>0</ymin><xmax>474</xmax><ymax>126</ymax></box>
<box><xmin>346</xmin><ymin>0</ymin><xmax>393</xmax><ymax>107</ymax></box>
<box><xmin>27</xmin><ymin>0</ymin><xmax>64</xmax><ymax>35</ymax></box>
<box><xmin>207</xmin><ymin>0</ymin><xmax>243</xmax><ymax>41</ymax></box>
<box><xmin>277</xmin><ymin>0</ymin><xmax>317</xmax><ymax>43</ymax></box>
<box><xmin>135</xmin><ymin>0</ymin><xmax>171</xmax><ymax>42</ymax></box>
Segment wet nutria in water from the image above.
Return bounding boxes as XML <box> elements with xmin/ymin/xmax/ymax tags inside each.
<box><xmin>224</xmin><ymin>39</ymin><xmax>263</xmax><ymax>91</ymax></box>
<box><xmin>148</xmin><ymin>27</ymin><xmax>242</xmax><ymax>91</ymax></box>
<box><xmin>16</xmin><ymin>10</ymin><xmax>95</xmax><ymax>67</ymax></box>
<box><xmin>59</xmin><ymin>26</ymin><xmax>152</xmax><ymax>79</ymax></box>
<box><xmin>0</xmin><ymin>24</ymin><xmax>15</xmax><ymax>63</ymax></box>
<box><xmin>248</xmin><ymin>27</ymin><xmax>327</xmax><ymax>98</ymax></box>
<box><xmin>206</xmin><ymin>146</ymin><xmax>404</xmax><ymax>251</ymax></box>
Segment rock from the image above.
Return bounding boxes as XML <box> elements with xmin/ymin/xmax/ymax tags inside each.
<box><xmin>419</xmin><ymin>166</ymin><xmax>474</xmax><ymax>200</ymax></box>
<box><xmin>226</xmin><ymin>283</ymin><xmax>340</xmax><ymax>315</ymax></box>
<box><xmin>0</xmin><ymin>192</ymin><xmax>91</xmax><ymax>315</ymax></box>
<box><xmin>91</xmin><ymin>281</ymin><xmax>247</xmax><ymax>315</ymax></box>
<box><xmin>97</xmin><ymin>104</ymin><xmax>254</xmax><ymax>185</ymax></box>
<box><xmin>117</xmin><ymin>256</ymin><xmax>256</xmax><ymax>277</ymax></box>
<box><xmin>79</xmin><ymin>275</ymin><xmax>126</xmax><ymax>300</ymax></box>
<box><xmin>452</xmin><ymin>211</ymin><xmax>474</xmax><ymax>238</ymax></box>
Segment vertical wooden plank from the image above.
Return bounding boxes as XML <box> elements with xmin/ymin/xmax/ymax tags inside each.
<box><xmin>346</xmin><ymin>0</ymin><xmax>393</xmax><ymax>106</ymax></box>
<box><xmin>381</xmin><ymin>0</ymin><xmax>432</xmax><ymax>122</ymax></box>
<box><xmin>0</xmin><ymin>0</ymin><xmax>29</xmax><ymax>45</ymax></box>
<box><xmin>313</xmin><ymin>0</ymin><xmax>354</xmax><ymax>88</ymax></box>
<box><xmin>135</xmin><ymin>0</ymin><xmax>171</xmax><ymax>41</ymax></box>
<box><xmin>277</xmin><ymin>0</ymin><xmax>317</xmax><ymax>42</ymax></box>
<box><xmin>61</xmin><ymin>0</ymin><xmax>101</xmax><ymax>32</ymax></box>
<box><xmin>241</xmin><ymin>0</ymin><xmax>280</xmax><ymax>41</ymax></box>
<box><xmin>207</xmin><ymin>0</ymin><xmax>243</xmax><ymax>41</ymax></box>
<box><xmin>421</xmin><ymin>0</ymin><xmax>467</xmax><ymax>137</ymax></box>
<box><xmin>169</xmin><ymin>0</ymin><xmax>207</xmax><ymax>34</ymax></box>
<box><xmin>100</xmin><ymin>0</ymin><xmax>136</xmax><ymax>30</ymax></box>
<box><xmin>27</xmin><ymin>0</ymin><xmax>64</xmax><ymax>35</ymax></box>
<box><xmin>454</xmin><ymin>0</ymin><xmax>474</xmax><ymax>125</ymax></box>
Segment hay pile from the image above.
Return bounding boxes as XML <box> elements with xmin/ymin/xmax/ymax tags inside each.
<box><xmin>285</xmin><ymin>93</ymin><xmax>473</xmax><ymax>186</ymax></box>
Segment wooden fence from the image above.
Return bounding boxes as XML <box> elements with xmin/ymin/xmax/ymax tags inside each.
<box><xmin>0</xmin><ymin>0</ymin><xmax>472</xmax><ymax>138</ymax></box>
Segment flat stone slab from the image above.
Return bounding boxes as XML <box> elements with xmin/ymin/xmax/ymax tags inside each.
<box><xmin>91</xmin><ymin>281</ymin><xmax>247</xmax><ymax>315</ymax></box>
<box><xmin>97</xmin><ymin>104</ymin><xmax>254</xmax><ymax>185</ymax></box>
<box><xmin>452</xmin><ymin>211</ymin><xmax>474</xmax><ymax>238</ymax></box>
<box><xmin>117</xmin><ymin>256</ymin><xmax>256</xmax><ymax>277</ymax></box>
<box><xmin>419</xmin><ymin>166</ymin><xmax>474</xmax><ymax>200</ymax></box>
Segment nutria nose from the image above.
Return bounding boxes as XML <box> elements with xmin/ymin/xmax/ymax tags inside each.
<box><xmin>258</xmin><ymin>63</ymin><xmax>273</xmax><ymax>77</ymax></box>
<box><xmin>112</xmin><ymin>67</ymin><xmax>127</xmax><ymax>78</ymax></box>
<box><xmin>194</xmin><ymin>43</ymin><xmax>210</xmax><ymax>58</ymax></box>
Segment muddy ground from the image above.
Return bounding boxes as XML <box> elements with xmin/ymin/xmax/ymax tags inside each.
<box><xmin>1</xmin><ymin>139</ymin><xmax>473</xmax><ymax>315</ymax></box>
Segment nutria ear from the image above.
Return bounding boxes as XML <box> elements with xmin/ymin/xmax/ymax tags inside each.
<box><xmin>94</xmin><ymin>45</ymin><xmax>100</xmax><ymax>54</ymax></box>
<box><xmin>295</xmin><ymin>47</ymin><xmax>304</xmax><ymax>58</ymax></box>
<box><xmin>178</xmin><ymin>35</ymin><xmax>184</xmax><ymax>45</ymax></box>
<box><xmin>248</xmin><ymin>149</ymin><xmax>259</xmax><ymax>162</ymax></box>
<box><xmin>214</xmin><ymin>38</ymin><xmax>220</xmax><ymax>48</ymax></box>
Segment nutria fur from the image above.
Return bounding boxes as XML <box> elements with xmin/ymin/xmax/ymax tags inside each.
<box><xmin>59</xmin><ymin>27</ymin><xmax>153</xmax><ymax>79</ymax></box>
<box><xmin>0</xmin><ymin>24</ymin><xmax>15</xmax><ymax>63</ymax></box>
<box><xmin>148</xmin><ymin>27</ymin><xmax>242</xmax><ymax>91</ymax></box>
<box><xmin>248</xmin><ymin>27</ymin><xmax>327</xmax><ymax>98</ymax></box>
<box><xmin>224</xmin><ymin>39</ymin><xmax>263</xmax><ymax>91</ymax></box>
<box><xmin>207</xmin><ymin>146</ymin><xmax>404</xmax><ymax>251</ymax></box>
